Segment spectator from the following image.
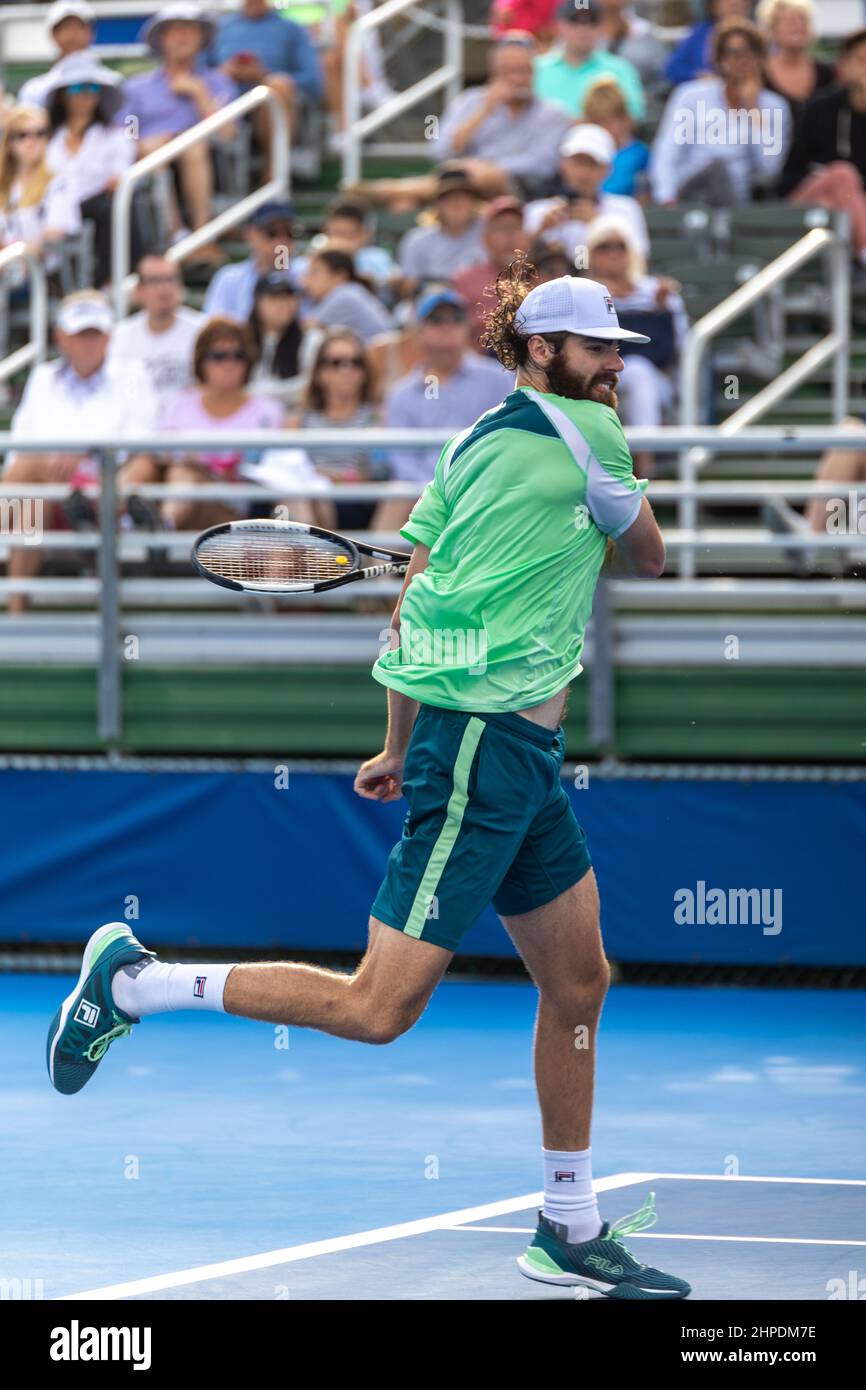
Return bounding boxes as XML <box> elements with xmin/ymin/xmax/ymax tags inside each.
<box><xmin>108</xmin><ymin>253</ymin><xmax>205</xmax><ymax>394</ymax></box>
<box><xmin>122</xmin><ymin>3</ymin><xmax>238</xmax><ymax>264</ymax></box>
<box><xmin>397</xmin><ymin>166</ymin><xmax>487</xmax><ymax>293</ymax></box>
<box><xmin>432</xmin><ymin>33</ymin><xmax>576</xmax><ymax>200</ymax></box>
<box><xmin>527</xmin><ymin>235</ymin><xmax>575</xmax><ymax>280</ymax></box>
<box><xmin>586</xmin><ymin>213</ymin><xmax>688</xmax><ymax>475</ymax></box>
<box><xmin>596</xmin><ymin>0</ymin><xmax>668</xmax><ymax>87</ymax></box>
<box><xmin>309</xmin><ymin>198</ymin><xmax>400</xmax><ymax>300</ymax></box>
<box><xmin>650</xmin><ymin>18</ymin><xmax>792</xmax><ymax>206</ymax></box>
<box><xmin>453</xmin><ymin>196</ymin><xmax>530</xmax><ymax>349</ymax></box>
<box><xmin>288</xmin><ymin>327</ymin><xmax>385</xmax><ymax>531</ymax></box>
<box><xmin>18</xmin><ymin>1</ymin><xmax>96</xmax><ymax>108</ymax></box>
<box><xmin>210</xmin><ymin>0</ymin><xmax>323</xmax><ymax>176</ymax></box>
<box><xmin>534</xmin><ymin>0</ymin><xmax>646</xmax><ymax>122</ymax></box>
<box><xmin>759</xmin><ymin>0</ymin><xmax>837</xmax><ymax>133</ymax></box>
<box><xmin>44</xmin><ymin>54</ymin><xmax>134</xmax><ymax>288</ymax></box>
<box><xmin>247</xmin><ymin>271</ymin><xmax>313</xmax><ymax>406</ymax></box>
<box><xmin>157</xmin><ymin>316</ymin><xmax>314</xmax><ymax>529</ymax></box>
<box><xmin>0</xmin><ymin>105</ymin><xmax>80</xmax><ymax>279</ymax></box>
<box><xmin>778</xmin><ymin>28</ymin><xmax>866</xmax><ymax>267</ymax></box>
<box><xmin>203</xmin><ymin>198</ymin><xmax>298</xmax><ymax>320</ymax></box>
<box><xmin>490</xmin><ymin>0</ymin><xmax>559</xmax><ymax>46</ymax></box>
<box><xmin>583</xmin><ymin>76</ymin><xmax>651</xmax><ymax>196</ymax></box>
<box><xmin>3</xmin><ymin>291</ymin><xmax>157</xmax><ymax>614</ymax></box>
<box><xmin>374</xmin><ymin>288</ymin><xmax>513</xmax><ymax>532</ymax></box>
<box><xmin>525</xmin><ymin>123</ymin><xmax>649</xmax><ymax>264</ymax></box>
<box><xmin>301</xmin><ymin>246</ymin><xmax>393</xmax><ymax>342</ymax></box>
<box><xmin>665</xmin><ymin>0</ymin><xmax>754</xmax><ymax>87</ymax></box>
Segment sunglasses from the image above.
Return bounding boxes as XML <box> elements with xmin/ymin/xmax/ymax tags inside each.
<box><xmin>67</xmin><ymin>82</ymin><xmax>101</xmax><ymax>95</ymax></box>
<box><xmin>10</xmin><ymin>128</ymin><xmax>50</xmax><ymax>141</ymax></box>
<box><xmin>426</xmin><ymin>311</ymin><xmax>465</xmax><ymax>324</ymax></box>
<box><xmin>320</xmin><ymin>355</ymin><xmax>364</xmax><ymax>368</ymax></box>
<box><xmin>595</xmin><ymin>242</ymin><xmax>627</xmax><ymax>252</ymax></box>
<box><xmin>205</xmin><ymin>349</ymin><xmax>248</xmax><ymax>362</ymax></box>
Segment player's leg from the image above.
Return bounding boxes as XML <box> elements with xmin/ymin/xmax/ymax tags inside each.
<box><xmin>499</xmin><ymin>870</ymin><xmax>608</xmax><ymax>1153</ymax></box>
<box><xmin>498</xmin><ymin>779</ymin><xmax>690</xmax><ymax>1296</ymax></box>
<box><xmin>222</xmin><ymin>915</ymin><xmax>452</xmax><ymax>1041</ymax></box>
<box><xmin>46</xmin><ymin>914</ymin><xmax>452</xmax><ymax>1095</ymax></box>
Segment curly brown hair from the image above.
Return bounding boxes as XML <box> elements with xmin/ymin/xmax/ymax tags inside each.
<box><xmin>479</xmin><ymin>249</ymin><xmax>570</xmax><ymax>371</ymax></box>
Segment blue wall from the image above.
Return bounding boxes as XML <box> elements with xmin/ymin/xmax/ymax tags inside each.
<box><xmin>0</xmin><ymin>769</ymin><xmax>862</xmax><ymax>965</ymax></box>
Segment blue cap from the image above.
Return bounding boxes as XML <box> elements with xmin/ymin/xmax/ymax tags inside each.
<box><xmin>415</xmin><ymin>288</ymin><xmax>467</xmax><ymax>321</ymax></box>
<box><xmin>249</xmin><ymin>199</ymin><xmax>296</xmax><ymax>230</ymax></box>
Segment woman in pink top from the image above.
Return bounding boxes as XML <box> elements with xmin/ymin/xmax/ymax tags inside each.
<box><xmin>158</xmin><ymin>316</ymin><xmax>314</xmax><ymax>530</ymax></box>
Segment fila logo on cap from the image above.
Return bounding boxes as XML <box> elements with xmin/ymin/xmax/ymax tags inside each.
<box><xmin>74</xmin><ymin>999</ymin><xmax>100</xmax><ymax>1028</ymax></box>
<box><xmin>604</xmin><ymin>295</ymin><xmax>616</xmax><ymax>315</ymax></box>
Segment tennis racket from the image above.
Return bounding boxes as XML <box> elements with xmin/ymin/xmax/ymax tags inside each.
<box><xmin>191</xmin><ymin>518</ymin><xmax>411</xmax><ymax>594</ymax></box>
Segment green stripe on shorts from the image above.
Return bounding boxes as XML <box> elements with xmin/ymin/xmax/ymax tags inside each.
<box><xmin>404</xmin><ymin>715</ymin><xmax>486</xmax><ymax>939</ymax></box>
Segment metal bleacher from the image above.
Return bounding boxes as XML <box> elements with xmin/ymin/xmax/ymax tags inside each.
<box><xmin>0</xmin><ymin>1</ymin><xmax>864</xmax><ymax>761</ymax></box>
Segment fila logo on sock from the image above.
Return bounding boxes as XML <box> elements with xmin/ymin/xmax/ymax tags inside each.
<box><xmin>193</xmin><ymin>976</ymin><xmax>207</xmax><ymax>998</ymax></box>
<box><xmin>554</xmin><ymin>1170</ymin><xmax>576</xmax><ymax>1181</ymax></box>
<box><xmin>74</xmin><ymin>999</ymin><xmax>100</xmax><ymax>1028</ymax></box>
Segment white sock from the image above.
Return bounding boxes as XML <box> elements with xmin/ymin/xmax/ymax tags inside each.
<box><xmin>542</xmin><ymin>1146</ymin><xmax>602</xmax><ymax>1244</ymax></box>
<box><xmin>111</xmin><ymin>958</ymin><xmax>235</xmax><ymax>1017</ymax></box>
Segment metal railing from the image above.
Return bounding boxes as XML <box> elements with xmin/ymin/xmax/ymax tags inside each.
<box><xmin>2</xmin><ymin>426</ymin><xmax>866</xmax><ymax>747</ymax></box>
<box><xmin>0</xmin><ymin>242</ymin><xmax>48</xmax><ymax>383</ymax></box>
<box><xmin>342</xmin><ymin>0</ymin><xmax>463</xmax><ymax>185</ymax></box>
<box><xmin>110</xmin><ymin>83</ymin><xmax>289</xmax><ymax>316</ymax></box>
<box><xmin>678</xmin><ymin>216</ymin><xmax>851</xmax><ymax>580</ymax></box>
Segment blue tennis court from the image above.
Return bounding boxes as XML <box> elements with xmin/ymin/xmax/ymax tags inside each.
<box><xmin>3</xmin><ymin>973</ymin><xmax>864</xmax><ymax>1301</ymax></box>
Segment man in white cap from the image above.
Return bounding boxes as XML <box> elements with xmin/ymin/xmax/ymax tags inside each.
<box><xmin>3</xmin><ymin>291</ymin><xmax>158</xmax><ymax>614</ymax></box>
<box><xmin>525</xmin><ymin>122</ymin><xmax>648</xmax><ymax>264</ymax></box>
<box><xmin>43</xmin><ymin>259</ymin><xmax>686</xmax><ymax>1308</ymax></box>
<box><xmin>17</xmin><ymin>1</ymin><xmax>96</xmax><ymax>107</ymax></box>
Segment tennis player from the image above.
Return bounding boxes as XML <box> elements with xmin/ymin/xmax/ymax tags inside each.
<box><xmin>46</xmin><ymin>260</ymin><xmax>690</xmax><ymax>1299</ymax></box>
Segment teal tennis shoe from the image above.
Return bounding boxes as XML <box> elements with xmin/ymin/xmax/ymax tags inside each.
<box><xmin>46</xmin><ymin>922</ymin><xmax>156</xmax><ymax>1095</ymax></box>
<box><xmin>518</xmin><ymin>1192</ymin><xmax>691</xmax><ymax>1299</ymax></box>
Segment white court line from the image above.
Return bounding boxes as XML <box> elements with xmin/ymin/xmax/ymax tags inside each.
<box><xmin>56</xmin><ymin>1172</ymin><xmax>652</xmax><ymax>1300</ymax></box>
<box><xmin>451</xmin><ymin>1227</ymin><xmax>866</xmax><ymax>1246</ymax></box>
<box><xmin>646</xmin><ymin>1173</ymin><xmax>866</xmax><ymax>1186</ymax></box>
<box><xmin>58</xmin><ymin>1171</ymin><xmax>864</xmax><ymax>1301</ymax></box>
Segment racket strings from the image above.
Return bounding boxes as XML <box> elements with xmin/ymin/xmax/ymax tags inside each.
<box><xmin>196</xmin><ymin>531</ymin><xmax>355</xmax><ymax>590</ymax></box>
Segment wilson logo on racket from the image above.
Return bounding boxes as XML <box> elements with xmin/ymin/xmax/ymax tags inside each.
<box><xmin>191</xmin><ymin>519</ymin><xmax>410</xmax><ymax>595</ymax></box>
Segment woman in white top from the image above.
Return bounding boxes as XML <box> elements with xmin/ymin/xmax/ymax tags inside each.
<box><xmin>586</xmin><ymin>213</ymin><xmax>690</xmax><ymax>477</ymax></box>
<box><xmin>44</xmin><ymin>54</ymin><xmax>134</xmax><ymax>287</ymax></box>
<box><xmin>0</xmin><ymin>103</ymin><xmax>80</xmax><ymax>283</ymax></box>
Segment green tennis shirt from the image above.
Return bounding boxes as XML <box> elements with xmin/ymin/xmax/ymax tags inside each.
<box><xmin>371</xmin><ymin>385</ymin><xmax>647</xmax><ymax>712</ymax></box>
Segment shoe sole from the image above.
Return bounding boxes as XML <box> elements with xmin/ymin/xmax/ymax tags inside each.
<box><xmin>46</xmin><ymin>922</ymin><xmax>135</xmax><ymax>1090</ymax></box>
<box><xmin>516</xmin><ymin>1254</ymin><xmax>688</xmax><ymax>1298</ymax></box>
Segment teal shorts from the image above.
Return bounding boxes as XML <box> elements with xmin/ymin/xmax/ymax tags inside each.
<box><xmin>371</xmin><ymin>703</ymin><xmax>592</xmax><ymax>952</ymax></box>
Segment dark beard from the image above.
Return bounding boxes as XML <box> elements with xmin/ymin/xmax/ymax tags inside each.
<box><xmin>546</xmin><ymin>354</ymin><xmax>619</xmax><ymax>410</ymax></box>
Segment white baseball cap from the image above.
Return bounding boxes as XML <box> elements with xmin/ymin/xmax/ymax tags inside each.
<box><xmin>515</xmin><ymin>275</ymin><xmax>651</xmax><ymax>343</ymax></box>
<box><xmin>140</xmin><ymin>2</ymin><xmax>216</xmax><ymax>54</ymax></box>
<box><xmin>46</xmin><ymin>1</ymin><xmax>95</xmax><ymax>36</ymax></box>
<box><xmin>559</xmin><ymin>123</ymin><xmax>617</xmax><ymax>165</ymax></box>
<box><xmin>57</xmin><ymin>293</ymin><xmax>113</xmax><ymax>335</ymax></box>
